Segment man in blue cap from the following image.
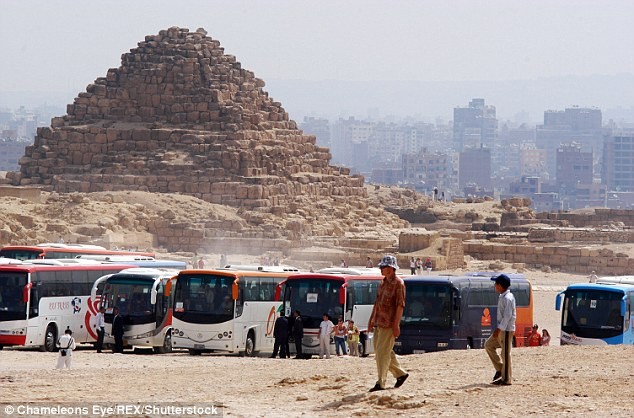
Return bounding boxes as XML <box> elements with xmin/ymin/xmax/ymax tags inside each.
<box><xmin>367</xmin><ymin>255</ymin><xmax>409</xmax><ymax>392</ymax></box>
<box><xmin>485</xmin><ymin>274</ymin><xmax>516</xmax><ymax>385</ymax></box>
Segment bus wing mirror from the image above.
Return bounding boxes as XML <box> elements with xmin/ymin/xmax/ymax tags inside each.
<box><xmin>232</xmin><ymin>279</ymin><xmax>239</xmax><ymax>300</ymax></box>
<box><xmin>91</xmin><ymin>275</ymin><xmax>111</xmax><ymax>304</ymax></box>
<box><xmin>621</xmin><ymin>296</ymin><xmax>628</xmax><ymax>317</ymax></box>
<box><xmin>339</xmin><ymin>284</ymin><xmax>347</xmax><ymax>306</ymax></box>
<box><xmin>151</xmin><ymin>288</ymin><xmax>158</xmax><ymax>305</ymax></box>
<box><xmin>164</xmin><ymin>278</ymin><xmax>173</xmax><ymax>297</ymax></box>
<box><xmin>274</xmin><ymin>280</ymin><xmax>287</xmax><ymax>302</ymax></box>
<box><xmin>453</xmin><ymin>295</ymin><xmax>461</xmax><ymax>310</ymax></box>
<box><xmin>555</xmin><ymin>292</ymin><xmax>564</xmax><ymax>311</ymax></box>
<box><xmin>23</xmin><ymin>282</ymin><xmax>32</xmax><ymax>303</ymax></box>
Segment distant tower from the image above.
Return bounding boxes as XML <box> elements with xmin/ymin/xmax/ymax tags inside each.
<box><xmin>453</xmin><ymin>98</ymin><xmax>497</xmax><ymax>152</ymax></box>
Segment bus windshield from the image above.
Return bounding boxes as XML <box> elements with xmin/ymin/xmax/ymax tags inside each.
<box><xmin>284</xmin><ymin>278</ymin><xmax>343</xmax><ymax>329</ymax></box>
<box><xmin>102</xmin><ymin>276</ymin><xmax>155</xmax><ymax>325</ymax></box>
<box><xmin>562</xmin><ymin>289</ymin><xmax>624</xmax><ymax>338</ymax></box>
<box><xmin>0</xmin><ymin>272</ymin><xmax>28</xmax><ymax>321</ymax></box>
<box><xmin>402</xmin><ymin>283</ymin><xmax>453</xmax><ymax>329</ymax></box>
<box><xmin>173</xmin><ymin>274</ymin><xmax>234</xmax><ymax>324</ymax></box>
<box><xmin>0</xmin><ymin>249</ymin><xmax>40</xmax><ymax>260</ymax></box>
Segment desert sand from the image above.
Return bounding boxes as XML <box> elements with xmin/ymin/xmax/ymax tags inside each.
<box><xmin>1</xmin><ymin>271</ymin><xmax>633</xmax><ymax>418</ymax></box>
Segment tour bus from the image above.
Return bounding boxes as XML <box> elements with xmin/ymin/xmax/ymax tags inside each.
<box><xmin>90</xmin><ymin>268</ymin><xmax>182</xmax><ymax>353</ymax></box>
<box><xmin>76</xmin><ymin>254</ymin><xmax>187</xmax><ymax>270</ymax></box>
<box><xmin>171</xmin><ymin>268</ymin><xmax>295</xmax><ymax>356</ymax></box>
<box><xmin>0</xmin><ymin>243</ymin><xmax>155</xmax><ymax>261</ymax></box>
<box><xmin>555</xmin><ymin>278</ymin><xmax>634</xmax><ymax>345</ymax></box>
<box><xmin>394</xmin><ymin>273</ymin><xmax>533</xmax><ymax>354</ymax></box>
<box><xmin>278</xmin><ymin>271</ymin><xmax>385</xmax><ymax>357</ymax></box>
<box><xmin>0</xmin><ymin>259</ymin><xmax>134</xmax><ymax>351</ymax></box>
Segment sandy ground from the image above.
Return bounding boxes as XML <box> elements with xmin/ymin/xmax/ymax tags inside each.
<box><xmin>2</xmin><ymin>282</ymin><xmax>633</xmax><ymax>418</ymax></box>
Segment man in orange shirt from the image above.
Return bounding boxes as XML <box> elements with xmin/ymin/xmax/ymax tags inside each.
<box><xmin>367</xmin><ymin>255</ymin><xmax>409</xmax><ymax>392</ymax></box>
<box><xmin>527</xmin><ymin>324</ymin><xmax>542</xmax><ymax>347</ymax></box>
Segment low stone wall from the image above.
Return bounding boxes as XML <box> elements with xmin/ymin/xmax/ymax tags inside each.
<box><xmin>463</xmin><ymin>240</ymin><xmax>633</xmax><ymax>275</ymax></box>
<box><xmin>535</xmin><ymin>209</ymin><xmax>634</xmax><ymax>228</ymax></box>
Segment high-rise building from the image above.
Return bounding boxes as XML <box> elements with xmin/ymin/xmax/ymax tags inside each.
<box><xmin>536</xmin><ymin>106</ymin><xmax>603</xmax><ymax>180</ymax></box>
<box><xmin>459</xmin><ymin>147</ymin><xmax>492</xmax><ymax>191</ymax></box>
<box><xmin>602</xmin><ymin>131</ymin><xmax>634</xmax><ymax>192</ymax></box>
<box><xmin>453</xmin><ymin>98</ymin><xmax>497</xmax><ymax>152</ymax></box>
<box><xmin>556</xmin><ymin>142</ymin><xmax>593</xmax><ymax>193</ymax></box>
<box><xmin>402</xmin><ymin>150</ymin><xmax>452</xmax><ymax>193</ymax></box>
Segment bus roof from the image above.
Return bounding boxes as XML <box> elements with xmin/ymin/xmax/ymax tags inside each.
<box><xmin>110</xmin><ymin>267</ymin><xmax>181</xmax><ymax>278</ymax></box>
<box><xmin>222</xmin><ymin>264</ymin><xmax>301</xmax><ymax>272</ymax></box>
<box><xmin>404</xmin><ymin>275</ymin><xmax>531</xmax><ymax>285</ymax></box>
<box><xmin>596</xmin><ymin>276</ymin><xmax>634</xmax><ymax>285</ymax></box>
<box><xmin>285</xmin><ymin>273</ymin><xmax>384</xmax><ymax>282</ymax></box>
<box><xmin>564</xmin><ymin>282</ymin><xmax>634</xmax><ymax>292</ymax></box>
<box><xmin>316</xmin><ymin>267</ymin><xmax>382</xmax><ymax>275</ymax></box>
<box><xmin>34</xmin><ymin>243</ymin><xmax>108</xmax><ymax>250</ymax></box>
<box><xmin>177</xmin><ymin>269</ymin><xmax>296</xmax><ymax>278</ymax></box>
<box><xmin>0</xmin><ymin>262</ymin><xmax>136</xmax><ymax>273</ymax></box>
<box><xmin>75</xmin><ymin>254</ymin><xmax>156</xmax><ymax>261</ymax></box>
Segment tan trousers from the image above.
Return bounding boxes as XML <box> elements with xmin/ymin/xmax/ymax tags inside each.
<box><xmin>373</xmin><ymin>327</ymin><xmax>407</xmax><ymax>388</ymax></box>
<box><xmin>485</xmin><ymin>330</ymin><xmax>513</xmax><ymax>383</ymax></box>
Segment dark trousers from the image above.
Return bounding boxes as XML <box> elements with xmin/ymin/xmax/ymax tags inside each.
<box><xmin>96</xmin><ymin>327</ymin><xmax>105</xmax><ymax>353</ymax></box>
<box><xmin>272</xmin><ymin>338</ymin><xmax>288</xmax><ymax>358</ymax></box>
<box><xmin>114</xmin><ymin>335</ymin><xmax>124</xmax><ymax>353</ymax></box>
<box><xmin>294</xmin><ymin>336</ymin><xmax>303</xmax><ymax>357</ymax></box>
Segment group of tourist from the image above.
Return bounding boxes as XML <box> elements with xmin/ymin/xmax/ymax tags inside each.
<box><xmin>526</xmin><ymin>324</ymin><xmax>551</xmax><ymax>346</ymax></box>
<box><xmin>409</xmin><ymin>257</ymin><xmax>433</xmax><ymax>275</ymax></box>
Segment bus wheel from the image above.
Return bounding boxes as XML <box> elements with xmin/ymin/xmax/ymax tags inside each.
<box><xmin>188</xmin><ymin>349</ymin><xmax>202</xmax><ymax>356</ymax></box>
<box><xmin>43</xmin><ymin>324</ymin><xmax>57</xmax><ymax>352</ymax></box>
<box><xmin>154</xmin><ymin>332</ymin><xmax>172</xmax><ymax>354</ymax></box>
<box><xmin>244</xmin><ymin>332</ymin><xmax>256</xmax><ymax>357</ymax></box>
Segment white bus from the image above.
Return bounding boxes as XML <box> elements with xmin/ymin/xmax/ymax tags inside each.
<box><xmin>91</xmin><ymin>268</ymin><xmax>182</xmax><ymax>353</ymax></box>
<box><xmin>0</xmin><ymin>259</ymin><xmax>134</xmax><ymax>351</ymax></box>
<box><xmin>171</xmin><ymin>269</ymin><xmax>295</xmax><ymax>356</ymax></box>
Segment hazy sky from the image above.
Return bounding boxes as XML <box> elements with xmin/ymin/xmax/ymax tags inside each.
<box><xmin>2</xmin><ymin>1</ymin><xmax>634</xmax><ymax>119</ymax></box>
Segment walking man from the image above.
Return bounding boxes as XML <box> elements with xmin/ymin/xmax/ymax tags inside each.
<box><xmin>485</xmin><ymin>274</ymin><xmax>516</xmax><ymax>385</ymax></box>
<box><xmin>292</xmin><ymin>310</ymin><xmax>304</xmax><ymax>359</ymax></box>
<box><xmin>367</xmin><ymin>255</ymin><xmax>409</xmax><ymax>392</ymax></box>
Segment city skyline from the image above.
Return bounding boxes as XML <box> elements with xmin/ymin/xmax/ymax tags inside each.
<box><xmin>2</xmin><ymin>1</ymin><xmax>634</xmax><ymax>121</ymax></box>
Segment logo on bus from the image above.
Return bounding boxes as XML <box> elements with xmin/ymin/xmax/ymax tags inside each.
<box><xmin>481</xmin><ymin>308</ymin><xmax>491</xmax><ymax>327</ymax></box>
<box><xmin>72</xmin><ymin>297</ymin><xmax>82</xmax><ymax>314</ymax></box>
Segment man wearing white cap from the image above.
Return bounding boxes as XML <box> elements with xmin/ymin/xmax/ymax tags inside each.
<box><xmin>367</xmin><ymin>255</ymin><xmax>409</xmax><ymax>392</ymax></box>
<box><xmin>485</xmin><ymin>274</ymin><xmax>516</xmax><ymax>385</ymax></box>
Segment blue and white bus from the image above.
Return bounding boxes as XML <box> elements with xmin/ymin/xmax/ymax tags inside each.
<box><xmin>556</xmin><ymin>280</ymin><xmax>634</xmax><ymax>345</ymax></box>
<box><xmin>395</xmin><ymin>274</ymin><xmax>533</xmax><ymax>354</ymax></box>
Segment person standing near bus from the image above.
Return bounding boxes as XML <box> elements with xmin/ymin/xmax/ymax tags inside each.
<box><xmin>541</xmin><ymin>329</ymin><xmax>551</xmax><ymax>346</ymax></box>
<box><xmin>485</xmin><ymin>274</ymin><xmax>516</xmax><ymax>385</ymax></box>
<box><xmin>334</xmin><ymin>318</ymin><xmax>348</xmax><ymax>356</ymax></box>
<box><xmin>56</xmin><ymin>329</ymin><xmax>76</xmax><ymax>369</ymax></box>
<box><xmin>271</xmin><ymin>314</ymin><xmax>289</xmax><ymax>358</ymax></box>
<box><xmin>112</xmin><ymin>307</ymin><xmax>125</xmax><ymax>354</ymax></box>
<box><xmin>347</xmin><ymin>319</ymin><xmax>360</xmax><ymax>357</ymax></box>
<box><xmin>367</xmin><ymin>255</ymin><xmax>409</xmax><ymax>392</ymax></box>
<box><xmin>292</xmin><ymin>310</ymin><xmax>304</xmax><ymax>359</ymax></box>
<box><xmin>95</xmin><ymin>307</ymin><xmax>106</xmax><ymax>353</ymax></box>
<box><xmin>318</xmin><ymin>313</ymin><xmax>334</xmax><ymax>359</ymax></box>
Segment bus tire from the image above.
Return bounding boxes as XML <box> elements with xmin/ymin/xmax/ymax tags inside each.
<box><xmin>154</xmin><ymin>332</ymin><xmax>172</xmax><ymax>354</ymax></box>
<box><xmin>188</xmin><ymin>349</ymin><xmax>202</xmax><ymax>356</ymax></box>
<box><xmin>244</xmin><ymin>331</ymin><xmax>256</xmax><ymax>357</ymax></box>
<box><xmin>43</xmin><ymin>324</ymin><xmax>57</xmax><ymax>352</ymax></box>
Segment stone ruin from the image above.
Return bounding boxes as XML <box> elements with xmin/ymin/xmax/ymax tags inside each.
<box><xmin>7</xmin><ymin>27</ymin><xmax>407</xmax><ymax>252</ymax></box>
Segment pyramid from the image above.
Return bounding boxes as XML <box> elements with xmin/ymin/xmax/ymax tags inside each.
<box><xmin>9</xmin><ymin>27</ymin><xmax>367</xmax><ymax>213</ymax></box>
